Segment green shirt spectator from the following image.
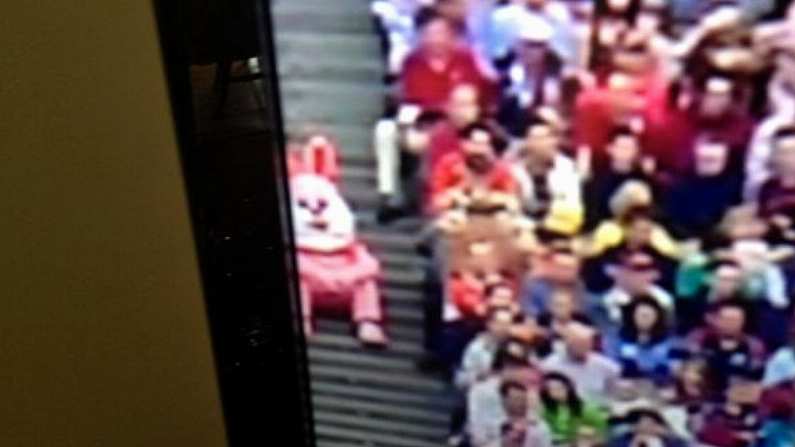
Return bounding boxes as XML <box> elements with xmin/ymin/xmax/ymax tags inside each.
<box><xmin>539</xmin><ymin>372</ymin><xmax>609</xmax><ymax>444</ymax></box>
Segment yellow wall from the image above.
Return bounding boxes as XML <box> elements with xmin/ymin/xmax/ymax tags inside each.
<box><xmin>0</xmin><ymin>2</ymin><xmax>227</xmax><ymax>446</ymax></box>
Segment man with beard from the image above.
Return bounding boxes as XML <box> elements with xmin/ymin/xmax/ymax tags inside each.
<box><xmin>429</xmin><ymin>122</ymin><xmax>518</xmax><ymax>214</ymax></box>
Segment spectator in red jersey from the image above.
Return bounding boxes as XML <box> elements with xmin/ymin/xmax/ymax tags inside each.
<box><xmin>400</xmin><ymin>13</ymin><xmax>495</xmax><ymax>113</ymax></box>
<box><xmin>429</xmin><ymin>122</ymin><xmax>518</xmax><ymax>215</ymax></box>
<box><xmin>426</xmin><ymin>83</ymin><xmax>483</xmax><ymax>174</ymax></box>
<box><xmin>573</xmin><ymin>71</ymin><xmax>647</xmax><ymax>175</ymax></box>
<box><xmin>644</xmin><ymin>75</ymin><xmax>755</xmax><ymax>176</ymax></box>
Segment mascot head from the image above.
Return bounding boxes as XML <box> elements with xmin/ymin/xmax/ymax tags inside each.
<box><xmin>288</xmin><ymin>134</ymin><xmax>354</xmax><ymax>252</ymax></box>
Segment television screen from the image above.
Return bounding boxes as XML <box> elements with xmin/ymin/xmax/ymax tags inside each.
<box><xmin>266</xmin><ymin>0</ymin><xmax>795</xmax><ymax>445</ymax></box>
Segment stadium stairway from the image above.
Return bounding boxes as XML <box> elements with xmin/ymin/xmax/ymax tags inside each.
<box><xmin>272</xmin><ymin>0</ymin><xmax>457</xmax><ymax>446</ymax></box>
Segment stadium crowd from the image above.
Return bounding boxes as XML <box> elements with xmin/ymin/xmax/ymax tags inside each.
<box><xmin>363</xmin><ymin>0</ymin><xmax>795</xmax><ymax>445</ymax></box>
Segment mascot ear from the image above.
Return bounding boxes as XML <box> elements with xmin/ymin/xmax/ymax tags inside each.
<box><xmin>289</xmin><ymin>134</ymin><xmax>340</xmax><ymax>183</ymax></box>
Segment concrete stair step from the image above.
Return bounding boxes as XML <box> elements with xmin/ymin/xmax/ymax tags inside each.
<box><xmin>310</xmin><ymin>332</ymin><xmax>424</xmax><ymax>357</ymax></box>
<box><xmin>310</xmin><ymin>363</ymin><xmax>446</xmax><ymax>392</ymax></box>
<box><xmin>313</xmin><ymin>395</ymin><xmax>449</xmax><ymax>424</ymax></box>
<box><xmin>311</xmin><ymin>381</ymin><xmax>455</xmax><ymax>410</ymax></box>
<box><xmin>360</xmin><ymin>230</ymin><xmax>420</xmax><ymax>251</ymax></box>
<box><xmin>273</xmin><ymin>11</ymin><xmax>375</xmax><ymax>35</ymax></box>
<box><xmin>275</xmin><ymin>32</ymin><xmax>381</xmax><ymax>61</ymax></box>
<box><xmin>272</xmin><ymin>0</ymin><xmax>372</xmax><ymax>15</ymax></box>
<box><xmin>378</xmin><ymin>251</ymin><xmax>427</xmax><ymax>271</ymax></box>
<box><xmin>279</xmin><ymin>55</ymin><xmax>382</xmax><ymax>83</ymax></box>
<box><xmin>317</xmin><ymin>440</ymin><xmax>367</xmax><ymax>447</ymax></box>
<box><xmin>317</xmin><ymin>440</ymin><xmax>364</xmax><ymax>447</ymax></box>
<box><xmin>357</xmin><ymin>212</ymin><xmax>426</xmax><ymax>233</ymax></box>
<box><xmin>314</xmin><ymin>411</ymin><xmax>448</xmax><ymax>439</ymax></box>
<box><xmin>385</xmin><ymin>302</ymin><xmax>424</xmax><ymax>323</ymax></box>
<box><xmin>315</xmin><ymin>424</ymin><xmax>442</xmax><ymax>447</ymax></box>
<box><xmin>341</xmin><ymin>164</ymin><xmax>377</xmax><ymax>184</ymax></box>
<box><xmin>281</xmin><ymin>79</ymin><xmax>385</xmax><ymax>106</ymax></box>
<box><xmin>309</xmin><ymin>346</ymin><xmax>417</xmax><ymax>371</ymax></box>
<box><xmin>283</xmin><ymin>123</ymin><xmax>376</xmax><ymax>166</ymax></box>
<box><xmin>344</xmin><ymin>188</ymin><xmax>382</xmax><ymax>210</ymax></box>
<box><xmin>316</xmin><ymin>319</ymin><xmax>424</xmax><ymax>343</ymax></box>
<box><xmin>382</xmin><ymin>286</ymin><xmax>425</xmax><ymax>305</ymax></box>
<box><xmin>281</xmin><ymin>101</ymin><xmax>383</xmax><ymax>129</ymax></box>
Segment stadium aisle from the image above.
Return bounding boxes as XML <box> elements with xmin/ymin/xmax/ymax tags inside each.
<box><xmin>273</xmin><ymin>0</ymin><xmax>457</xmax><ymax>445</ymax></box>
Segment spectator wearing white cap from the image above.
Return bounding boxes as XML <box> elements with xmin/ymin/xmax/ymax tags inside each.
<box><xmin>496</xmin><ymin>24</ymin><xmax>567</xmax><ymax>137</ymax></box>
<box><xmin>486</xmin><ymin>0</ymin><xmax>576</xmax><ymax>69</ymax></box>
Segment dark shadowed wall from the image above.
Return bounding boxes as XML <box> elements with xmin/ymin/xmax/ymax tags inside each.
<box><xmin>0</xmin><ymin>2</ymin><xmax>227</xmax><ymax>446</ymax></box>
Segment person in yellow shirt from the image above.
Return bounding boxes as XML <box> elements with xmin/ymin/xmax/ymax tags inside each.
<box><xmin>586</xmin><ymin>180</ymin><xmax>681</xmax><ymax>259</ymax></box>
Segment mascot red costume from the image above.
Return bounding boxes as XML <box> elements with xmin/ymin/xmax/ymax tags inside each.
<box><xmin>289</xmin><ymin>135</ymin><xmax>388</xmax><ymax>346</ymax></box>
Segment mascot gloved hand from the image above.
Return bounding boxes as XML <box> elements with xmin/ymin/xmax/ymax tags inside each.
<box><xmin>289</xmin><ymin>136</ymin><xmax>387</xmax><ymax>346</ymax></box>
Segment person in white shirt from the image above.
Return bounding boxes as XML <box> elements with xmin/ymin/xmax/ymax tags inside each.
<box><xmin>482</xmin><ymin>381</ymin><xmax>553</xmax><ymax>447</ymax></box>
<box><xmin>469</xmin><ymin>339</ymin><xmax>543</xmax><ymax>446</ymax></box>
<box><xmin>541</xmin><ymin>322</ymin><xmax>621</xmax><ymax>404</ymax></box>
<box><xmin>456</xmin><ymin>306</ymin><xmax>517</xmax><ymax>389</ymax></box>
<box><xmin>504</xmin><ymin>112</ymin><xmax>582</xmax><ymax>219</ymax></box>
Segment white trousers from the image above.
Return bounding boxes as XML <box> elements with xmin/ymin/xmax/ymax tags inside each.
<box><xmin>373</xmin><ymin>118</ymin><xmax>400</xmax><ymax>196</ymax></box>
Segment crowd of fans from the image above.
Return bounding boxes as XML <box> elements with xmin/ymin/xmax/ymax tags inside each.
<box><xmin>362</xmin><ymin>0</ymin><xmax>795</xmax><ymax>445</ymax></box>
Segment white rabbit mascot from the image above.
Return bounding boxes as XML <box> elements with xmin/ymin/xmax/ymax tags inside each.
<box><xmin>289</xmin><ymin>135</ymin><xmax>388</xmax><ymax>346</ymax></box>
